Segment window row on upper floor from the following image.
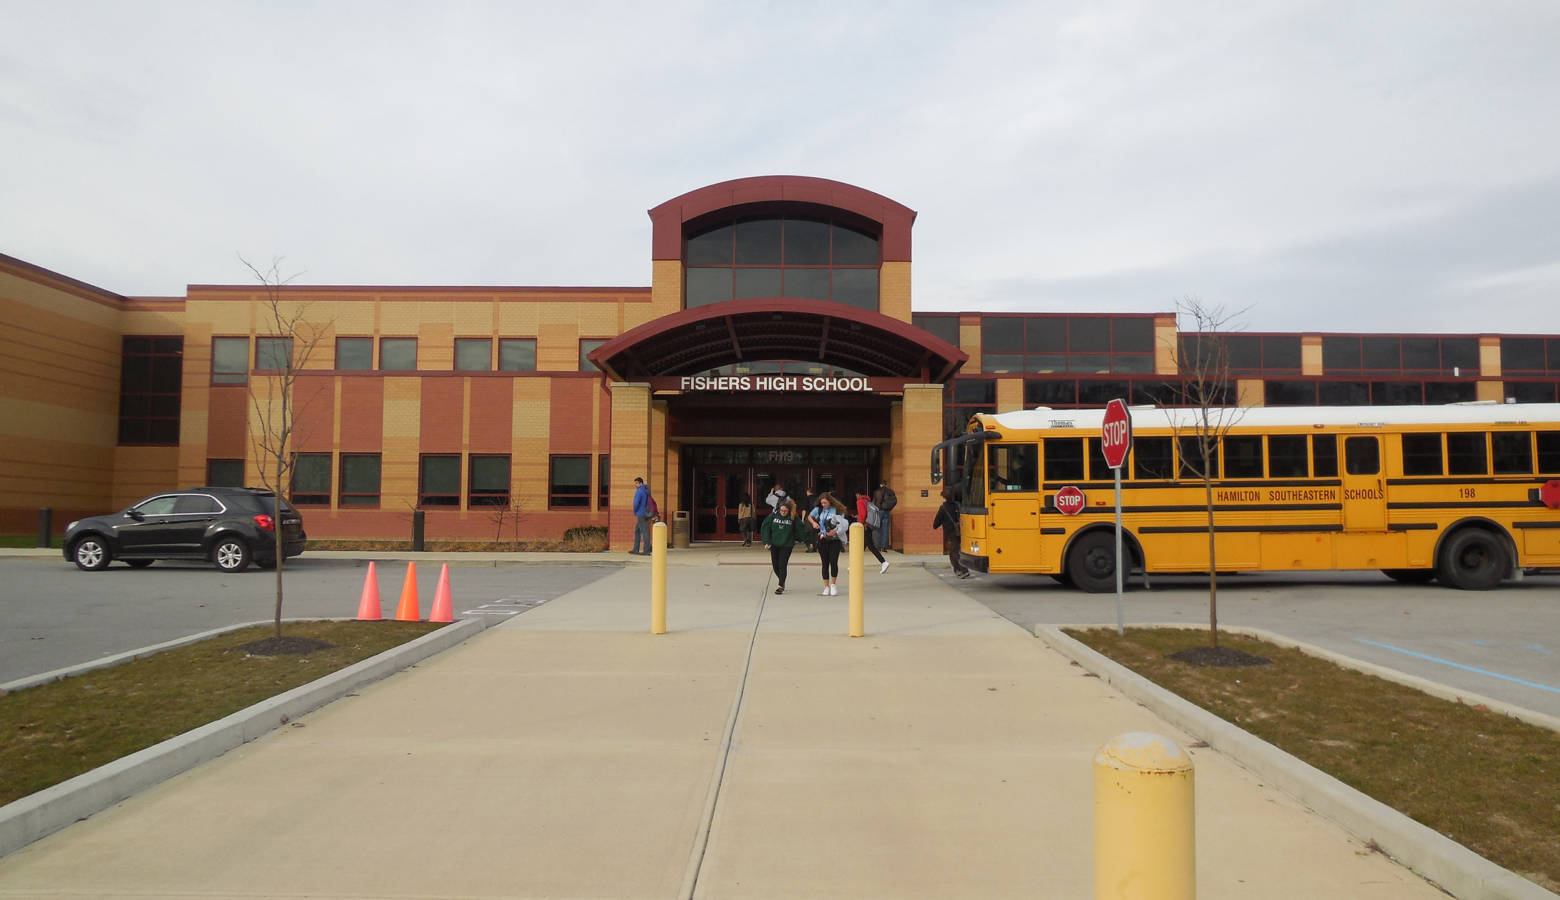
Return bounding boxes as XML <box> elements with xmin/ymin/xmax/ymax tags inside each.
<box><xmin>208</xmin><ymin>336</ymin><xmax>609</xmax><ymax>382</ymax></box>
<box><xmin>684</xmin><ymin>215</ymin><xmax>881</xmax><ymax>311</ymax></box>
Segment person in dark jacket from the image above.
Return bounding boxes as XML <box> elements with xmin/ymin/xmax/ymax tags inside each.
<box><xmin>761</xmin><ymin>498</ymin><xmax>801</xmax><ymax>594</ymax></box>
<box><xmin>931</xmin><ymin>487</ymin><xmax>971</xmax><ymax>578</ymax></box>
<box><xmin>871</xmin><ymin>481</ymin><xmax>898</xmax><ymax>551</ymax></box>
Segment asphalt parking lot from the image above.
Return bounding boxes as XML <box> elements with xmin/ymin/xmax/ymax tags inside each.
<box><xmin>0</xmin><ymin>556</ymin><xmax>619</xmax><ymax>685</ymax></box>
<box><xmin>942</xmin><ymin>568</ymin><xmax>1560</xmax><ymax>719</ymax></box>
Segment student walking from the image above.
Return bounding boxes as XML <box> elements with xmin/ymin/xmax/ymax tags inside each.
<box><xmin>809</xmin><ymin>492</ymin><xmax>848</xmax><ymax>595</ymax></box>
<box><xmin>630</xmin><ymin>477</ymin><xmax>653</xmax><ymax>555</ymax></box>
<box><xmin>871</xmin><ymin>481</ymin><xmax>898</xmax><ymax>550</ymax></box>
<box><xmin>931</xmin><ymin>487</ymin><xmax>971</xmax><ymax>578</ymax></box>
<box><xmin>738</xmin><ymin>493</ymin><xmax>755</xmax><ymax>546</ymax></box>
<box><xmin>855</xmin><ymin>492</ymin><xmax>890</xmax><ymax>574</ymax></box>
<box><xmin>761</xmin><ymin>498</ymin><xmax>801</xmax><ymax>594</ymax></box>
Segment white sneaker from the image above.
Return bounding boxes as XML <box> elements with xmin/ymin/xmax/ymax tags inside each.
<box><xmin>829</xmin><ymin>584</ymin><xmax>838</xmax><ymax>596</ymax></box>
<box><xmin>879</xmin><ymin>560</ymin><xmax>890</xmax><ymax>574</ymax></box>
<box><xmin>820</xmin><ymin>587</ymin><xmax>831</xmax><ymax>596</ymax></box>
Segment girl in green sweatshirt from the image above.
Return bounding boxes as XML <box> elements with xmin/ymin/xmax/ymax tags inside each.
<box><xmin>761</xmin><ymin>498</ymin><xmax>801</xmax><ymax>594</ymax></box>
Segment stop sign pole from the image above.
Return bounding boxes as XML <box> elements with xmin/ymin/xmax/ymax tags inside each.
<box><xmin>1102</xmin><ymin>399</ymin><xmax>1133</xmax><ymax>635</ymax></box>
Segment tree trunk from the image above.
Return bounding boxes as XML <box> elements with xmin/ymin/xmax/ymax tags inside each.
<box><xmin>1205</xmin><ymin>471</ymin><xmax>1219</xmax><ymax>649</ymax></box>
<box><xmin>274</xmin><ymin>492</ymin><xmax>284</xmax><ymax>640</ymax></box>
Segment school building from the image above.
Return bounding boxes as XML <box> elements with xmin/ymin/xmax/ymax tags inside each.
<box><xmin>4</xmin><ymin>175</ymin><xmax>1560</xmax><ymax>553</ymax></box>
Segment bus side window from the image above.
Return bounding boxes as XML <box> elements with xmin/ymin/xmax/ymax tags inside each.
<box><xmin>1133</xmin><ymin>436</ymin><xmax>1174</xmax><ymax>480</ymax></box>
<box><xmin>989</xmin><ymin>443</ymin><xmax>1039</xmax><ymax>492</ymax></box>
<box><xmin>1312</xmin><ymin>435</ymin><xmax>1339</xmax><ymax>477</ymax></box>
<box><xmin>1491</xmin><ymin>432</ymin><xmax>1532</xmax><ymax>475</ymax></box>
<box><xmin>1537</xmin><ymin>431</ymin><xmax>1560</xmax><ymax>474</ymax></box>
<box><xmin>1401</xmin><ymin>433</ymin><xmax>1443</xmax><ymax>476</ymax></box>
<box><xmin>1043</xmin><ymin>438</ymin><xmax>1084</xmax><ymax>482</ymax></box>
<box><xmin>1267</xmin><ymin>435</ymin><xmax>1308</xmax><ymax>477</ymax></box>
<box><xmin>1447</xmin><ymin>432</ymin><xmax>1488</xmax><ymax>475</ymax></box>
<box><xmin>1223</xmin><ymin>435</ymin><xmax>1263</xmax><ymax>478</ymax></box>
<box><xmin>1344</xmin><ymin>436</ymin><xmax>1380</xmax><ymax>475</ymax></box>
<box><xmin>1177</xmin><ymin>436</ymin><xmax>1218</xmax><ymax>479</ymax></box>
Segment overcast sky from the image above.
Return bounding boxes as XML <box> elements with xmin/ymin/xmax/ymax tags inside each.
<box><xmin>3</xmin><ymin>1</ymin><xmax>1558</xmax><ymax>333</ymax></box>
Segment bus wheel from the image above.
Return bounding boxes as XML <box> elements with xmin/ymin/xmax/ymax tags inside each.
<box><xmin>1436</xmin><ymin>529</ymin><xmax>1507</xmax><ymax>591</ymax></box>
<box><xmin>1066</xmin><ymin>531</ymin><xmax>1118</xmax><ymax>593</ymax></box>
<box><xmin>1381</xmin><ymin>568</ymin><xmax>1435</xmax><ymax>584</ymax></box>
<box><xmin>1049</xmin><ymin>572</ymin><xmax>1074</xmax><ymax>586</ymax></box>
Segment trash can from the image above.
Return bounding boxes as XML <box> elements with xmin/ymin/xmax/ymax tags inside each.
<box><xmin>672</xmin><ymin>510</ymin><xmax>691</xmax><ymax>548</ymax></box>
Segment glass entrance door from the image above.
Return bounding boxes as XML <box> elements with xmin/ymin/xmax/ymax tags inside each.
<box><xmin>693</xmin><ymin>467</ymin><xmax>750</xmax><ymax>541</ymax></box>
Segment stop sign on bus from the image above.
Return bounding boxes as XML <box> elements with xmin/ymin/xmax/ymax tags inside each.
<box><xmin>1102</xmin><ymin>399</ymin><xmax>1132</xmax><ymax>469</ymax></box>
<box><xmin>1054</xmin><ymin>485</ymin><xmax>1086</xmax><ymax>515</ymax></box>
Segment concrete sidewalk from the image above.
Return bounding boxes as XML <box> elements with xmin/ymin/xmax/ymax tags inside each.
<box><xmin>0</xmin><ymin>557</ymin><xmax>1445</xmax><ymax>898</ymax></box>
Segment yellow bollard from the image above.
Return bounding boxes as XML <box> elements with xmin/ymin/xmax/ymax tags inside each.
<box><xmin>848</xmin><ymin>522</ymin><xmax>864</xmax><ymax>637</ymax></box>
<box><xmin>650</xmin><ymin>521</ymin><xmax>667</xmax><ymax>634</ymax></box>
<box><xmin>1094</xmin><ymin>732</ymin><xmax>1195</xmax><ymax>900</ymax></box>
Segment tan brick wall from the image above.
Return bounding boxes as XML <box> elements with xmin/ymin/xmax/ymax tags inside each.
<box><xmin>1237</xmin><ymin>378</ymin><xmax>1264</xmax><ymax>407</ymax></box>
<box><xmin>1477</xmin><ymin>380</ymin><xmax>1506</xmax><ymax>403</ymax></box>
<box><xmin>996</xmin><ymin>377</ymin><xmax>1024</xmax><ymax>413</ymax></box>
<box><xmin>894</xmin><ymin>383</ymin><xmax>945</xmax><ymax>554</ymax></box>
<box><xmin>880</xmin><ymin>261</ymin><xmax>911</xmax><ymax>323</ymax></box>
<box><xmin>1155</xmin><ymin>317</ymin><xmax>1180</xmax><ymax>375</ymax></box>
<box><xmin>1480</xmin><ymin>336</ymin><xmax>1501</xmax><ymax>377</ymax></box>
<box><xmin>608</xmin><ymin>382</ymin><xmax>652</xmax><ymax>550</ymax></box>
<box><xmin>649</xmin><ymin>260</ymin><xmax>683</xmax><ymax>318</ymax></box>
<box><xmin>959</xmin><ymin>315</ymin><xmax>982</xmax><ymax>369</ymax></box>
<box><xmin>1301</xmin><ymin>335</ymin><xmax>1323</xmax><ymax>375</ymax></box>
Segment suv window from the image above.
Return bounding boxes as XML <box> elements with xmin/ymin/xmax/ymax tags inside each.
<box><xmin>174</xmin><ymin>494</ymin><xmax>223</xmax><ymax>514</ymax></box>
<box><xmin>134</xmin><ymin>496</ymin><xmax>179</xmax><ymax>515</ymax></box>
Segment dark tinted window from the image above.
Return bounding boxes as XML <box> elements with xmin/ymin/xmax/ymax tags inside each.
<box><xmin>1318</xmin><ymin>381</ymin><xmax>1369</xmax><ymax>405</ymax></box>
<box><xmin>1133</xmin><ymin>436</ymin><xmax>1174</xmax><ymax>479</ymax></box>
<box><xmin>1262</xmin><ymin>336</ymin><xmax>1302</xmax><ymax>372</ymax></box>
<box><xmin>1424</xmin><ymin>381</ymin><xmax>1477</xmax><ymax>404</ymax></box>
<box><xmin>1223</xmin><ymin>435</ymin><xmax>1263</xmax><ymax>477</ymax></box>
<box><xmin>983</xmin><ymin>317</ymin><xmax>1023</xmax><ymax>352</ymax></box>
<box><xmin>549</xmin><ymin>455</ymin><xmax>591</xmax><ymax>508</ymax></box>
<box><xmin>1313</xmin><ymin>435</ymin><xmax>1339</xmax><ymax>477</ymax></box>
<box><xmin>831</xmin><ymin>269</ymin><xmax>879</xmax><ymax>309</ymax></box>
<box><xmin>469</xmin><ymin>455</ymin><xmax>511</xmax><ymax>506</ymax></box>
<box><xmin>685</xmin><ymin>268</ymin><xmax>731</xmax><ymax>307</ymax></box>
<box><xmin>1068</xmin><ymin>317</ymin><xmax>1110</xmax><ymax>352</ymax></box>
<box><xmin>455</xmin><ymin>339</ymin><xmax>491</xmax><ymax>371</ymax></box>
<box><xmin>119</xmin><ymin>335</ymin><xmax>183</xmax><ymax>444</ymax></box>
<box><xmin>1345</xmin><ymin>436</ymin><xmax>1379</xmax><ymax>475</ymax></box>
<box><xmin>1026</xmin><ymin>317</ymin><xmax>1067</xmax><ymax>352</ymax></box>
<box><xmin>207</xmin><ymin>459</ymin><xmax>244</xmax><ymax>487</ymax></box>
<box><xmin>1492</xmin><ymin>432</ymin><xmax>1533</xmax><ymax>475</ymax></box>
<box><xmin>1442</xmin><ymin>338</ymin><xmax>1479</xmax><ymax>373</ymax></box>
<box><xmin>1079</xmin><ymin>380</ymin><xmax>1130</xmax><ymax>406</ymax></box>
<box><xmin>174</xmin><ymin>494</ymin><xmax>222</xmax><ymax>514</ymax></box>
<box><xmin>832</xmin><ymin>223</ymin><xmax>879</xmax><ymax>265</ymax></box>
<box><xmin>1361</xmin><ymin>337</ymin><xmax>1400</xmax><ymax>371</ymax></box>
<box><xmin>1502</xmin><ymin>338</ymin><xmax>1546</xmax><ymax>373</ymax></box>
<box><xmin>1265</xmin><ymin>380</ymin><xmax>1316</xmax><ymax>406</ymax></box>
<box><xmin>255</xmin><ymin>337</ymin><xmax>292</xmax><ymax>371</ymax></box>
<box><xmin>783</xmin><ymin>218</ymin><xmax>830</xmax><ymax>264</ymax></box>
<box><xmin>1113</xmin><ymin>318</ymin><xmax>1155</xmax><ymax>352</ymax></box>
<box><xmin>292</xmin><ymin>454</ymin><xmax>332</xmax><ymax>505</ymax></box>
<box><xmin>1025</xmin><ymin>379</ymin><xmax>1076</xmax><ymax>406</ymax></box>
<box><xmin>1446</xmin><ymin>433</ymin><xmax>1487</xmax><ymax>475</ymax></box>
<box><xmin>990</xmin><ymin>443</ymin><xmax>1040</xmax><ymax>492</ymax></box>
<box><xmin>685</xmin><ymin>223</ymin><xmax>733</xmax><ymax>264</ymax></box>
<box><xmin>499</xmin><ymin>339</ymin><xmax>537</xmax><ymax>371</ymax></box>
<box><xmin>1043</xmin><ymin>438</ymin><xmax>1085</xmax><ymax>481</ymax></box>
<box><xmin>1401</xmin><ymin>338</ymin><xmax>1439</xmax><ymax>373</ymax></box>
<box><xmin>134</xmin><ymin>496</ymin><xmax>179</xmax><ymax>515</ymax></box>
<box><xmin>212</xmin><ymin>337</ymin><xmax>249</xmax><ymax>384</ymax></box>
<box><xmin>1178</xmin><ymin>436</ymin><xmax>1217</xmax><ymax>479</ymax></box>
<box><xmin>579</xmin><ymin>339</ymin><xmax>606</xmax><ymax>372</ymax></box>
<box><xmin>911</xmin><ymin>315</ymin><xmax>960</xmax><ymax>347</ymax></box>
<box><xmin>1225</xmin><ymin>335</ymin><xmax>1261</xmax><ymax>371</ymax></box>
<box><xmin>1268</xmin><ymin>435</ymin><xmax>1308</xmax><ymax>477</ymax></box>
<box><xmin>1372</xmin><ymin>381</ymin><xmax>1421</xmax><ymax>405</ymax></box>
<box><xmin>1322</xmin><ymin>337</ymin><xmax>1360</xmax><ymax>372</ymax></box>
<box><xmin>1401</xmin><ymin>433</ymin><xmax>1443</xmax><ymax>476</ymax></box>
<box><xmin>953</xmin><ymin>379</ymin><xmax>996</xmax><ymax>404</ymax></box>
<box><xmin>336</xmin><ymin>337</ymin><xmax>373</xmax><ymax>370</ymax></box>
<box><xmin>419</xmin><ymin>455</ymin><xmax>461</xmax><ymax>506</ymax></box>
<box><xmin>734</xmin><ymin>218</ymin><xmax>782</xmax><ymax>265</ymax></box>
<box><xmin>341</xmin><ymin>455</ymin><xmax>381</xmax><ymax>506</ymax></box>
<box><xmin>1538</xmin><ymin>432</ymin><xmax>1560</xmax><ymax>473</ymax></box>
<box><xmin>1507</xmin><ymin>381</ymin><xmax>1559</xmax><ymax>403</ymax></box>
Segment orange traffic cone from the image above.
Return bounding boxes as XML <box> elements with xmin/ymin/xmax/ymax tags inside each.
<box><xmin>355</xmin><ymin>561</ymin><xmax>382</xmax><ymax>621</ymax></box>
<box><xmin>394</xmin><ymin>562</ymin><xmax>420</xmax><ymax>621</ymax></box>
<box><xmin>429</xmin><ymin>564</ymin><xmax>454</xmax><ymax>623</ymax></box>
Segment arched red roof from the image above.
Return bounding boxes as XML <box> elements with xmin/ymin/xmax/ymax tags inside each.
<box><xmin>587</xmin><ymin>298</ymin><xmax>965</xmax><ymax>381</ymax></box>
<box><xmin>647</xmin><ymin>175</ymin><xmax>916</xmax><ymax>262</ymax></box>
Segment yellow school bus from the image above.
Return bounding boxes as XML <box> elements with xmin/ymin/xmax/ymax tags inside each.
<box><xmin>931</xmin><ymin>403</ymin><xmax>1560</xmax><ymax>591</ymax></box>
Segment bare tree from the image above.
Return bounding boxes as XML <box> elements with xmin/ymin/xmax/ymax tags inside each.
<box><xmin>484</xmin><ymin>496</ymin><xmax>524</xmax><ymax>543</ymax></box>
<box><xmin>1170</xmin><ymin>295</ymin><xmax>1249</xmax><ymax>649</ymax></box>
<box><xmin>241</xmin><ymin>255</ymin><xmax>327</xmax><ymax>641</ymax></box>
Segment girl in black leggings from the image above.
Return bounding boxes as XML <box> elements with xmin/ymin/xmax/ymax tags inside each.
<box><xmin>809</xmin><ymin>493</ymin><xmax>847</xmax><ymax>595</ymax></box>
<box><xmin>760</xmin><ymin>499</ymin><xmax>801</xmax><ymax>594</ymax></box>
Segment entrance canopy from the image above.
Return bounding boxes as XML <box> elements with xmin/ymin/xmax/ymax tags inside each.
<box><xmin>587</xmin><ymin>299</ymin><xmax>967</xmax><ymax>382</ymax></box>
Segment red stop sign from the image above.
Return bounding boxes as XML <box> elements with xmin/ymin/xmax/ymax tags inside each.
<box><xmin>1101</xmin><ymin>398</ymin><xmax>1132</xmax><ymax>469</ymax></box>
<box><xmin>1054</xmin><ymin>485</ymin><xmax>1086</xmax><ymax>516</ymax></box>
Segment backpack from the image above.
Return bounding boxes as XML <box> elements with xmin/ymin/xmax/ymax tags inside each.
<box><xmin>877</xmin><ymin>488</ymin><xmax>898</xmax><ymax>511</ymax></box>
<box><xmin>865</xmin><ymin>502</ymin><xmax>883</xmax><ymax>529</ymax></box>
<box><xmin>647</xmin><ymin>496</ymin><xmax>659</xmax><ymax>518</ymax></box>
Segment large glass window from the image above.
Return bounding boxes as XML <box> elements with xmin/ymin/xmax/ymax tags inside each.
<box><xmin>946</xmin><ymin>378</ymin><xmax>996</xmax><ymax>437</ymax></box>
<box><xmin>685</xmin><ymin>215</ymin><xmax>881</xmax><ymax>310</ymax></box>
<box><xmin>291</xmin><ymin>453</ymin><xmax>331</xmax><ymax>505</ymax></box>
<box><xmin>455</xmin><ymin>338</ymin><xmax>492</xmax><ymax>372</ymax></box>
<box><xmin>549</xmin><ymin>455</ymin><xmax>591</xmax><ymax>508</ymax></box>
<box><xmin>207</xmin><ymin>458</ymin><xmax>244</xmax><ymax>487</ymax></box>
<box><xmin>1500</xmin><ymin>337</ymin><xmax>1560</xmax><ymax>374</ymax></box>
<box><xmin>469</xmin><ymin>455</ymin><xmax>510</xmax><ymax>506</ymax></box>
<box><xmin>419</xmin><ymin>455</ymin><xmax>461</xmax><ymax>506</ymax></box>
<box><xmin>911</xmin><ymin>314</ymin><xmax>960</xmax><ymax>347</ymax></box>
<box><xmin>499</xmin><ymin>339</ymin><xmax>537</xmax><ymax>372</ymax></box>
<box><xmin>212</xmin><ymin>337</ymin><xmax>249</xmax><ymax>384</ymax></box>
<box><xmin>336</xmin><ymin>337</ymin><xmax>373</xmax><ymax>370</ymax></box>
<box><xmin>255</xmin><ymin>337</ymin><xmax>292</xmax><ymax>371</ymax></box>
<box><xmin>380</xmin><ymin>338</ymin><xmax>417</xmax><ymax>371</ymax></box>
<box><xmin>580</xmin><ymin>339</ymin><xmax>606</xmax><ymax>372</ymax></box>
<box><xmin>119</xmin><ymin>336</ymin><xmax>182</xmax><ymax>444</ymax></box>
<box><xmin>986</xmin><ymin>316</ymin><xmax>1155</xmax><ymax>374</ymax></box>
<box><xmin>1325</xmin><ymin>335</ymin><xmax>1481</xmax><ymax>375</ymax></box>
<box><xmin>340</xmin><ymin>454</ymin><xmax>381</xmax><ymax>506</ymax></box>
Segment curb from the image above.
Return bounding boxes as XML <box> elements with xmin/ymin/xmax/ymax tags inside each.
<box><xmin>1036</xmin><ymin>625</ymin><xmax>1557</xmax><ymax>900</ymax></box>
<box><xmin>0</xmin><ymin>616</ymin><xmax>491</xmax><ymax>859</ymax></box>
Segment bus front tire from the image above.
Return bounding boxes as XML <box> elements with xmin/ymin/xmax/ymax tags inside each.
<box><xmin>1066</xmin><ymin>531</ymin><xmax>1119</xmax><ymax>593</ymax></box>
<box><xmin>1381</xmin><ymin>568</ymin><xmax>1435</xmax><ymax>584</ymax></box>
<box><xmin>1436</xmin><ymin>529</ymin><xmax>1507</xmax><ymax>591</ymax></box>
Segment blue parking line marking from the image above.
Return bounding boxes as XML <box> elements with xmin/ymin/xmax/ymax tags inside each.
<box><xmin>1354</xmin><ymin>638</ymin><xmax>1560</xmax><ymax>695</ymax></box>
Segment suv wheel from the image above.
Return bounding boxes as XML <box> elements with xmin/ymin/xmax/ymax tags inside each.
<box><xmin>213</xmin><ymin>537</ymin><xmax>251</xmax><ymax>572</ymax></box>
<box><xmin>72</xmin><ymin>537</ymin><xmax>112</xmax><ymax>571</ymax></box>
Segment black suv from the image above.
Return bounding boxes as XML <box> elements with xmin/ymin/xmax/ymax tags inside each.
<box><xmin>63</xmin><ymin>487</ymin><xmax>307</xmax><ymax>572</ymax></box>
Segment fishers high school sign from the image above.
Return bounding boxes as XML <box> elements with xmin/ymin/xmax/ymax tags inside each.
<box><xmin>648</xmin><ymin>375</ymin><xmax>911</xmax><ymax>393</ymax></box>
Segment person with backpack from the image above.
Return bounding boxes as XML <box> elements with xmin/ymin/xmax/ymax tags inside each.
<box><xmin>855</xmin><ymin>491</ymin><xmax>890</xmax><ymax>574</ymax></box>
<box><xmin>808</xmin><ymin>492</ymin><xmax>848</xmax><ymax>595</ymax></box>
<box><xmin>737</xmin><ymin>493</ymin><xmax>755</xmax><ymax>546</ymax></box>
<box><xmin>931</xmin><ymin>486</ymin><xmax>971</xmax><ymax>578</ymax></box>
<box><xmin>760</xmin><ymin>497</ymin><xmax>801</xmax><ymax>594</ymax></box>
<box><xmin>871</xmin><ymin>481</ymin><xmax>898</xmax><ymax>551</ymax></box>
<box><xmin>630</xmin><ymin>477</ymin><xmax>655</xmax><ymax>555</ymax></box>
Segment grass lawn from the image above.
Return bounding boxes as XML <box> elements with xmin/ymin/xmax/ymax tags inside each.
<box><xmin>0</xmin><ymin>620</ymin><xmax>443</xmax><ymax>807</ymax></box>
<box><xmin>1065</xmin><ymin>627</ymin><xmax>1560</xmax><ymax>892</ymax></box>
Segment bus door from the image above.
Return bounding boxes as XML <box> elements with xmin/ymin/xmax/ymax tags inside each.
<box><xmin>1341</xmin><ymin>435</ymin><xmax>1386</xmax><ymax>532</ymax></box>
<box><xmin>985</xmin><ymin>442</ymin><xmax>1042</xmax><ymax>568</ymax></box>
